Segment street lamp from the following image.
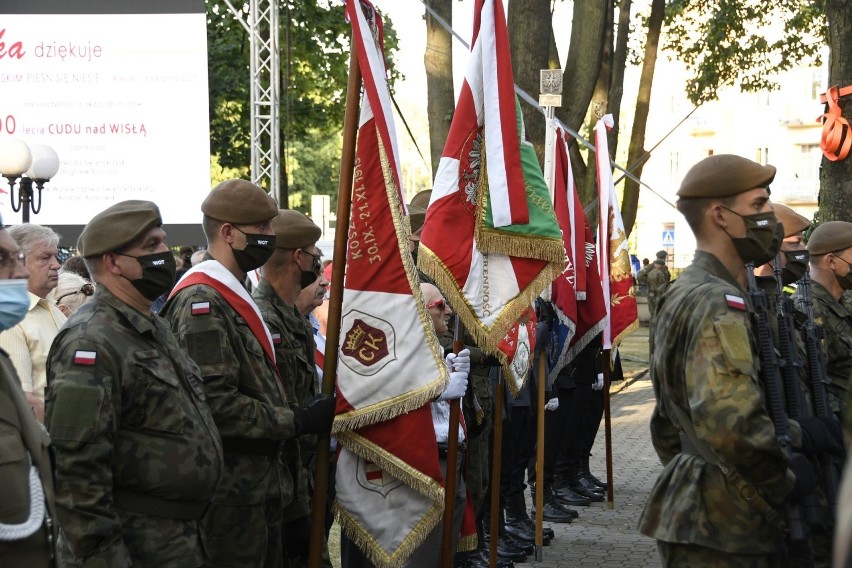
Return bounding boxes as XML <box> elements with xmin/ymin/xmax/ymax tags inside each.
<box><xmin>0</xmin><ymin>138</ymin><xmax>60</xmax><ymax>224</ymax></box>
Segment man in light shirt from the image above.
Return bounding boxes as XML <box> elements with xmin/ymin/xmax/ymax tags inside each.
<box><xmin>0</xmin><ymin>223</ymin><xmax>66</xmax><ymax>420</ymax></box>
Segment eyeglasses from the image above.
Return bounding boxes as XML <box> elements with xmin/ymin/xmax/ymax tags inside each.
<box><xmin>426</xmin><ymin>299</ymin><xmax>446</xmax><ymax>311</ymax></box>
<box><xmin>0</xmin><ymin>249</ymin><xmax>26</xmax><ymax>269</ymax></box>
<box><xmin>301</xmin><ymin>249</ymin><xmax>323</xmax><ymax>275</ymax></box>
<box><xmin>56</xmin><ymin>282</ymin><xmax>95</xmax><ymax>304</ymax></box>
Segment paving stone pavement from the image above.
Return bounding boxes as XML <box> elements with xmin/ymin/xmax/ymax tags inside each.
<box><xmin>525</xmin><ymin>375</ymin><xmax>662</xmax><ymax>567</ymax></box>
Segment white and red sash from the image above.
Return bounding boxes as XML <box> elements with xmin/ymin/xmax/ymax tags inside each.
<box><xmin>170</xmin><ymin>260</ymin><xmax>276</xmax><ymax>365</ymax></box>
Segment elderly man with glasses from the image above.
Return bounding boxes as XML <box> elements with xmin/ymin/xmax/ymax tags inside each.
<box><xmin>0</xmin><ymin>223</ymin><xmax>66</xmax><ymax>422</ymax></box>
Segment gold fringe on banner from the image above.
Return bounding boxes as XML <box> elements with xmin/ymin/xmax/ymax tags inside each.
<box><xmin>417</xmin><ymin>246</ymin><xmax>561</xmax><ymax>362</ymax></box>
<box><xmin>472</xmin><ymin>142</ymin><xmax>565</xmax><ymax>264</ymax></box>
<box><xmin>333</xmin><ymin>129</ymin><xmax>450</xmax><ymax>434</ymax></box>
<box><xmin>457</xmin><ymin>533</ymin><xmax>478</xmax><ymax>553</ymax></box>
<box><xmin>333</xmin><ymin>498</ymin><xmax>443</xmax><ymax>568</ymax></box>
<box><xmin>337</xmin><ymin>430</ymin><xmax>445</xmax><ymax>501</ymax></box>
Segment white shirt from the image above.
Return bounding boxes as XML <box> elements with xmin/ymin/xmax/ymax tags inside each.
<box><xmin>0</xmin><ymin>292</ymin><xmax>67</xmax><ymax>399</ymax></box>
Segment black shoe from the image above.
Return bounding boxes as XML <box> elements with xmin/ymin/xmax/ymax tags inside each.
<box><xmin>553</xmin><ymin>485</ymin><xmax>592</xmax><ymax>506</ymax></box>
<box><xmin>520</xmin><ymin>517</ymin><xmax>555</xmax><ymax>540</ymax></box>
<box><xmin>494</xmin><ymin>539</ymin><xmax>527</xmax><ymax>563</ymax></box>
<box><xmin>569</xmin><ymin>475</ymin><xmax>605</xmax><ymax>500</ymax></box>
<box><xmin>469</xmin><ymin>549</ymin><xmax>514</xmax><ymax>568</ymax></box>
<box><xmin>504</xmin><ymin>519</ymin><xmax>536</xmax><ymax>544</ymax></box>
<box><xmin>581</xmin><ymin>471</ymin><xmax>607</xmax><ymax>490</ymax></box>
<box><xmin>532</xmin><ymin>497</ymin><xmax>575</xmax><ymax>523</ymax></box>
<box><xmin>503</xmin><ymin>534</ymin><xmax>536</xmax><ymax>555</ymax></box>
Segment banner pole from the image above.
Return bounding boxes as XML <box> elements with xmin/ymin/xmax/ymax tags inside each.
<box><xmin>488</xmin><ymin>374</ymin><xmax>505</xmax><ymax>568</ymax></box>
<box><xmin>602</xmin><ymin>349</ymin><xmax>615</xmax><ymax>509</ymax></box>
<box><xmin>307</xmin><ymin>41</ymin><xmax>361</xmax><ymax>568</ymax></box>
<box><xmin>441</xmin><ymin>317</ymin><xmax>465</xmax><ymax>567</ymax></box>
<box><xmin>534</xmin><ymin>351</ymin><xmax>546</xmax><ymax>561</ymax></box>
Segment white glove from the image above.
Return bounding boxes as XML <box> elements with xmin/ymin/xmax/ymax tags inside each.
<box><xmin>592</xmin><ymin>373</ymin><xmax>604</xmax><ymax>391</ymax></box>
<box><xmin>438</xmin><ymin>371</ymin><xmax>469</xmax><ymax>401</ymax></box>
<box><xmin>545</xmin><ymin>397</ymin><xmax>559</xmax><ymax>411</ymax></box>
<box><xmin>445</xmin><ymin>348</ymin><xmax>471</xmax><ymax>375</ymax></box>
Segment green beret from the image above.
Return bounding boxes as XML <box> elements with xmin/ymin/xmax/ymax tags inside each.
<box><xmin>271</xmin><ymin>209</ymin><xmax>321</xmax><ymax>250</ymax></box>
<box><xmin>201</xmin><ymin>179</ymin><xmax>278</xmax><ymax>225</ymax></box>
<box><xmin>655</xmin><ymin>250</ymin><xmax>668</xmax><ymax>260</ymax></box>
<box><xmin>408</xmin><ymin>203</ymin><xmax>426</xmax><ymax>236</ymax></box>
<box><xmin>410</xmin><ymin>189</ymin><xmax>432</xmax><ymax>210</ymax></box>
<box><xmin>79</xmin><ymin>200</ymin><xmax>162</xmax><ymax>257</ymax></box>
<box><xmin>807</xmin><ymin>221</ymin><xmax>852</xmax><ymax>256</ymax></box>
<box><xmin>677</xmin><ymin>154</ymin><xmax>776</xmax><ymax>198</ymax></box>
<box><xmin>773</xmin><ymin>203</ymin><xmax>811</xmax><ymax>237</ymax></box>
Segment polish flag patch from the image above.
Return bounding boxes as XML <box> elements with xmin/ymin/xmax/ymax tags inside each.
<box><xmin>725</xmin><ymin>294</ymin><xmax>746</xmax><ymax>311</ymax></box>
<box><xmin>271</xmin><ymin>333</ymin><xmax>282</xmax><ymax>345</ymax></box>
<box><xmin>191</xmin><ymin>302</ymin><xmax>211</xmax><ymax>315</ymax></box>
<box><xmin>73</xmin><ymin>350</ymin><xmax>97</xmax><ymax>366</ymax></box>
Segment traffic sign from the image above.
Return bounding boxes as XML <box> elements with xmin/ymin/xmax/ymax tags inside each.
<box><xmin>661</xmin><ymin>230</ymin><xmax>675</xmax><ymax>247</ymax></box>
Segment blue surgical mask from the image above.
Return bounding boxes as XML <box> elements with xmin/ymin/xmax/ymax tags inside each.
<box><xmin>0</xmin><ymin>279</ymin><xmax>30</xmax><ymax>331</ymax></box>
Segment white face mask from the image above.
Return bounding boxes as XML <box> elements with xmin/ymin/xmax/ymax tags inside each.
<box><xmin>0</xmin><ymin>279</ymin><xmax>30</xmax><ymax>331</ymax></box>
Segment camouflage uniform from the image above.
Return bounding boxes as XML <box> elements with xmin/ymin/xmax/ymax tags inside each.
<box><xmin>161</xmin><ymin>276</ymin><xmax>297</xmax><ymax>568</ymax></box>
<box><xmin>796</xmin><ymin>280</ymin><xmax>852</xmax><ymax>432</ymax></box>
<box><xmin>0</xmin><ymin>351</ymin><xmax>58</xmax><ymax>566</ymax></box>
<box><xmin>251</xmin><ymin>280</ymin><xmax>314</xmax><ymax>553</ymax></box>
<box><xmin>646</xmin><ymin>267</ymin><xmax>669</xmax><ymax>325</ymax></box>
<box><xmin>45</xmin><ymin>286</ymin><xmax>222</xmax><ymax>567</ymax></box>
<box><xmin>639</xmin><ymin>251</ymin><xmax>795</xmax><ymax>562</ymax></box>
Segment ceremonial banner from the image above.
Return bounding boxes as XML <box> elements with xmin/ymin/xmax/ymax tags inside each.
<box><xmin>545</xmin><ymin>127</ymin><xmax>583</xmax><ymax>382</ymax></box>
<box><xmin>594</xmin><ymin>114</ymin><xmax>639</xmax><ymax>348</ymax></box>
<box><xmin>419</xmin><ymin>0</ymin><xmax>564</xmax><ymax>354</ymax></box>
<box><xmin>332</xmin><ymin>3</ymin><xmax>452</xmax><ymax>565</ymax></box>
<box><xmin>495</xmin><ymin>305</ymin><xmax>536</xmax><ymax>396</ymax></box>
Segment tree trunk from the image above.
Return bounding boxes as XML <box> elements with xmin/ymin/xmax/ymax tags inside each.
<box><xmin>621</xmin><ymin>0</ymin><xmax>665</xmax><ymax>236</ymax></box>
<box><xmin>424</xmin><ymin>0</ymin><xmax>454</xmax><ymax>181</ymax></box>
<box><xmin>821</xmin><ymin>0</ymin><xmax>852</xmax><ymax>223</ymax></box>
<box><xmin>508</xmin><ymin>0</ymin><xmax>552</xmax><ymax>166</ymax></box>
<box><xmin>607</xmin><ymin>0</ymin><xmax>632</xmax><ymax>155</ymax></box>
<box><xmin>579</xmin><ymin>2</ymin><xmax>614</xmax><ymax>206</ymax></box>
<box><xmin>556</xmin><ymin>0</ymin><xmax>609</xmax><ymax>200</ymax></box>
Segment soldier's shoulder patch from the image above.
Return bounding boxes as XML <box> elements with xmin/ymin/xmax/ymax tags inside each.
<box><xmin>73</xmin><ymin>350</ymin><xmax>97</xmax><ymax>366</ymax></box>
<box><xmin>725</xmin><ymin>294</ymin><xmax>746</xmax><ymax>311</ymax></box>
<box><xmin>713</xmin><ymin>315</ymin><xmax>752</xmax><ymax>366</ymax></box>
<box><xmin>271</xmin><ymin>332</ymin><xmax>282</xmax><ymax>345</ymax></box>
<box><xmin>191</xmin><ymin>301</ymin><xmax>211</xmax><ymax>315</ymax></box>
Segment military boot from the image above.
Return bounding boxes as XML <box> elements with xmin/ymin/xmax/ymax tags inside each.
<box><xmin>564</xmin><ymin>464</ymin><xmax>604</xmax><ymax>502</ymax></box>
<box><xmin>581</xmin><ymin>455</ymin><xmax>607</xmax><ymax>489</ymax></box>
<box><xmin>530</xmin><ymin>483</ymin><xmax>576</xmax><ymax>523</ymax></box>
<box><xmin>552</xmin><ymin>473</ymin><xmax>591</xmax><ymax>507</ymax></box>
<box><xmin>503</xmin><ymin>492</ymin><xmax>537</xmax><ymax>544</ymax></box>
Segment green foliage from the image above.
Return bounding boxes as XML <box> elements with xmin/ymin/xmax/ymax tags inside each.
<box><xmin>205</xmin><ymin>0</ymin><xmax>400</xmax><ymax>205</ymax></box>
<box><xmin>664</xmin><ymin>0</ymin><xmax>827</xmax><ymax>104</ymax></box>
<box><xmin>286</xmin><ymin>129</ymin><xmax>343</xmax><ymax>213</ymax></box>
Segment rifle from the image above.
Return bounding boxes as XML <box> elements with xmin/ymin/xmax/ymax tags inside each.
<box><xmin>745</xmin><ymin>263</ymin><xmax>806</xmax><ymax>543</ymax></box>
<box><xmin>797</xmin><ymin>270</ymin><xmax>841</xmax><ymax>514</ymax></box>
<box><xmin>773</xmin><ymin>256</ymin><xmax>822</xmax><ymax>527</ymax></box>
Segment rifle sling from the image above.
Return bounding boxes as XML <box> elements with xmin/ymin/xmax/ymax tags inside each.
<box><xmin>670</xmin><ymin>402</ymin><xmax>784</xmax><ymax>527</ymax></box>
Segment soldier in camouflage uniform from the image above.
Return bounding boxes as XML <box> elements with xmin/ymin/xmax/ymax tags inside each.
<box><xmin>252</xmin><ymin>210</ymin><xmax>325</xmax><ymax>566</ymax></box>
<box><xmin>160</xmin><ymin>180</ymin><xmax>334</xmax><ymax>568</ymax></box>
<box><xmin>0</xmin><ymin>216</ymin><xmax>59</xmax><ymax>565</ymax></box>
<box><xmin>45</xmin><ymin>201</ymin><xmax>223</xmax><ymax>566</ymax></box>
<box><xmin>639</xmin><ymin>155</ymin><xmax>817</xmax><ymax>566</ymax></box>
<box><xmin>798</xmin><ymin>221</ymin><xmax>852</xmax><ymax>448</ymax></box>
<box><xmin>645</xmin><ymin>260</ymin><xmax>669</xmax><ymax>328</ymax></box>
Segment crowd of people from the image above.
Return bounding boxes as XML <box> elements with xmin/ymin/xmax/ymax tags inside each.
<box><xmin>0</xmin><ymin>152</ymin><xmax>851</xmax><ymax>568</ymax></box>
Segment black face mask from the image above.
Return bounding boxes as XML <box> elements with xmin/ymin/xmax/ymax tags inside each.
<box><xmin>299</xmin><ymin>249</ymin><xmax>322</xmax><ymax>290</ymax></box>
<box><xmin>230</xmin><ymin>228</ymin><xmax>276</xmax><ymax>273</ymax></box>
<box><xmin>722</xmin><ymin>207</ymin><xmax>780</xmax><ymax>266</ymax></box>
<box><xmin>834</xmin><ymin>256</ymin><xmax>852</xmax><ymax>291</ymax></box>
<box><xmin>781</xmin><ymin>250</ymin><xmax>809</xmax><ymax>285</ymax></box>
<box><xmin>119</xmin><ymin>251</ymin><xmax>177</xmax><ymax>301</ymax></box>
